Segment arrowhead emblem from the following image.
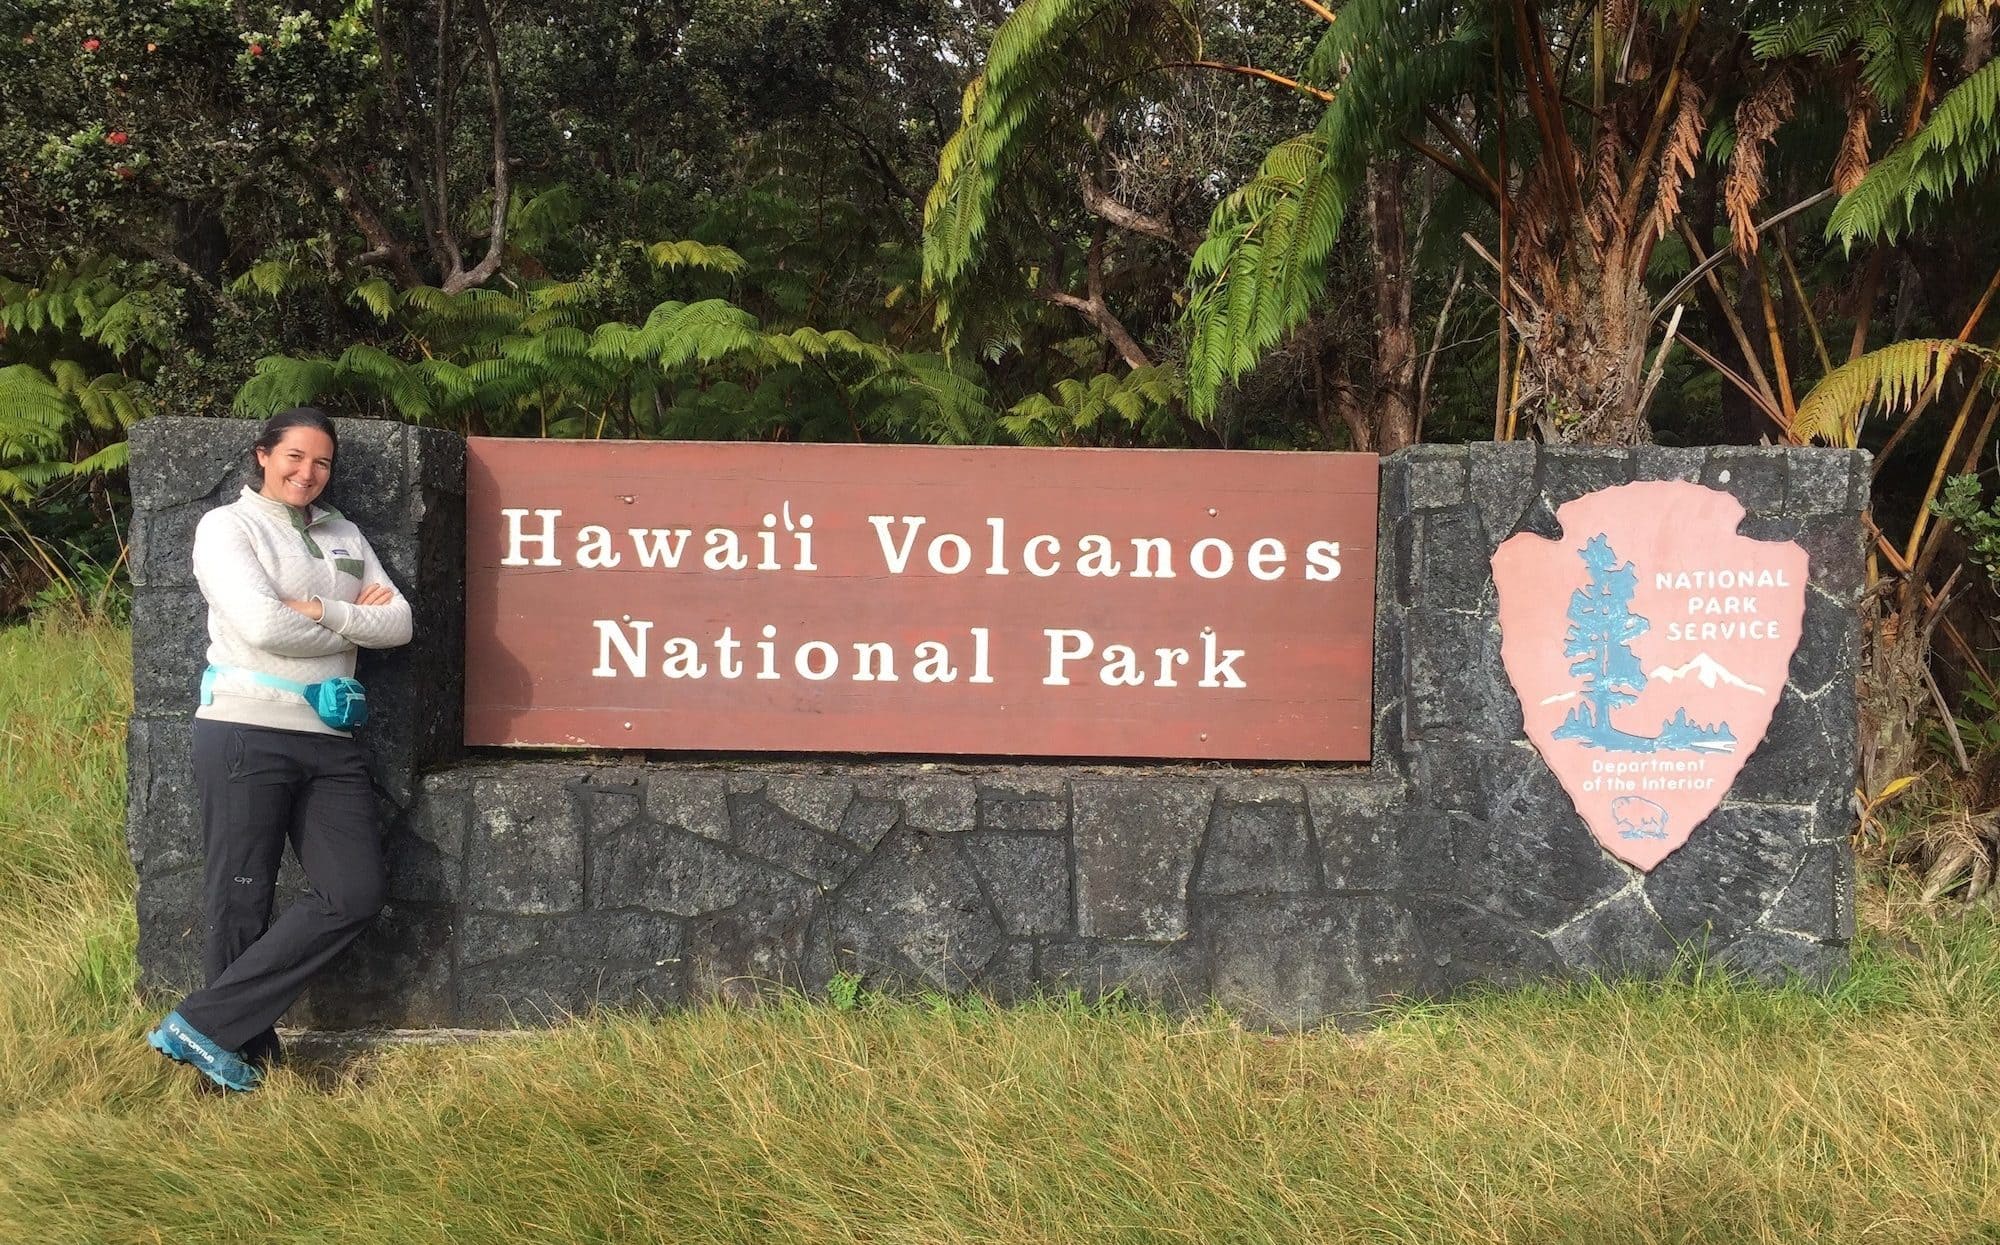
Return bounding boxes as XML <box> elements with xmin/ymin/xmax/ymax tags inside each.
<box><xmin>1491</xmin><ymin>481</ymin><xmax>1809</xmax><ymax>870</ymax></box>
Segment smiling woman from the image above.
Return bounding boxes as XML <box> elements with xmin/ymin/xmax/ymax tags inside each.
<box><xmin>144</xmin><ymin>408</ymin><xmax>413</xmax><ymax>1093</ymax></box>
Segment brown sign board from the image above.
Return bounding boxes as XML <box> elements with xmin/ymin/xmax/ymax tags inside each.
<box><xmin>464</xmin><ymin>439</ymin><xmax>1378</xmax><ymax>760</ymax></box>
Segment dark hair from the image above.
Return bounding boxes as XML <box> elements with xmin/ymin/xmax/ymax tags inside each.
<box><xmin>250</xmin><ymin>407</ymin><xmax>338</xmax><ymax>480</ymax></box>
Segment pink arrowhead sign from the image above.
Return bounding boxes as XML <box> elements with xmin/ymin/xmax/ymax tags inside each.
<box><xmin>1491</xmin><ymin>481</ymin><xmax>1809</xmax><ymax>870</ymax></box>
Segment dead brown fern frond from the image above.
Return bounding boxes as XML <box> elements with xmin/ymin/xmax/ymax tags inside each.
<box><xmin>1653</xmin><ymin>81</ymin><xmax>1708</xmax><ymax>239</ymax></box>
<box><xmin>1834</xmin><ymin>67</ymin><xmax>1874</xmax><ymax>196</ymax></box>
<box><xmin>1727</xmin><ymin>72</ymin><xmax>1798</xmax><ymax>256</ymax></box>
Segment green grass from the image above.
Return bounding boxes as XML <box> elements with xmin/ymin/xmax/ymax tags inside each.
<box><xmin>4</xmin><ymin>621</ymin><xmax>2000</xmax><ymax>1243</ymax></box>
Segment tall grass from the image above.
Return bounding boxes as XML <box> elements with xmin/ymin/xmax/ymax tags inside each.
<box><xmin>3</xmin><ymin>622</ymin><xmax>1999</xmax><ymax>1243</ymax></box>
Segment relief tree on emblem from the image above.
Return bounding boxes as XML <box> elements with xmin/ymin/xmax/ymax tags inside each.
<box><xmin>1553</xmin><ymin>535</ymin><xmax>1736</xmax><ymax>757</ymax></box>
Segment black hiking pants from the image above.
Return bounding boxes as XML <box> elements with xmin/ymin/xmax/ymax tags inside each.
<box><xmin>175</xmin><ymin>719</ymin><xmax>387</xmax><ymax>1054</ymax></box>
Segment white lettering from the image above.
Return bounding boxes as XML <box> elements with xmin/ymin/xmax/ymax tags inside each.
<box><xmin>501</xmin><ymin>508</ymin><xmax>563</xmax><ymax>566</ymax></box>
<box><xmin>591</xmin><ymin>619</ymin><xmax>649</xmax><ymax>677</ymax></box>
<box><xmin>869</xmin><ymin>515</ymin><xmax>925</xmax><ymax>574</ymax></box>
<box><xmin>1045</xmin><ymin>628</ymin><xmax>1093</xmax><ymax>684</ymax></box>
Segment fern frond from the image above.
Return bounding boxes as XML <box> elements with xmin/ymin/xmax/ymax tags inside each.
<box><xmin>233</xmin><ymin>356</ymin><xmax>336</xmax><ymax>417</ymax></box>
<box><xmin>1828</xmin><ymin>56</ymin><xmax>2000</xmax><ymax>247</ymax></box>
<box><xmin>1792</xmin><ymin>339</ymin><xmax>2000</xmax><ymax>443</ymax></box>
<box><xmin>643</xmin><ymin>240</ymin><xmax>749</xmax><ymax>275</ymax></box>
<box><xmin>351</xmin><ymin>278</ymin><xmax>400</xmax><ymax>322</ymax></box>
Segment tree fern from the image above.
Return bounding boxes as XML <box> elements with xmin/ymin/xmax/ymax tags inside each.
<box><xmin>1004</xmin><ymin>365</ymin><xmax>1183</xmax><ymax>445</ymax></box>
<box><xmin>1792</xmin><ymin>339</ymin><xmax>2000</xmax><ymax>444</ymax></box>
<box><xmin>1828</xmin><ymin>55</ymin><xmax>2000</xmax><ymax>247</ymax></box>
<box><xmin>1184</xmin><ymin>0</ymin><xmax>1484</xmax><ymax>417</ymax></box>
<box><xmin>922</xmin><ymin>0</ymin><xmax>1200</xmax><ymax>335</ymax></box>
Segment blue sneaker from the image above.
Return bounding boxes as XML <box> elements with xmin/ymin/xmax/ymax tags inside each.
<box><xmin>147</xmin><ymin>1011</ymin><xmax>263</xmax><ymax>1093</ymax></box>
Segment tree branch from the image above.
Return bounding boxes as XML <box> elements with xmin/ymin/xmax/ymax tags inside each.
<box><xmin>445</xmin><ymin>0</ymin><xmax>510</xmax><ymax>294</ymax></box>
<box><xmin>314</xmin><ymin>160</ymin><xmax>424</xmax><ymax>288</ymax></box>
<box><xmin>1034</xmin><ymin>228</ymin><xmax>1153</xmax><ymax>370</ymax></box>
<box><xmin>1157</xmin><ymin>61</ymin><xmax>1332</xmax><ymax>102</ymax></box>
<box><xmin>1079</xmin><ymin>166</ymin><xmax>1195</xmax><ymax>253</ymax></box>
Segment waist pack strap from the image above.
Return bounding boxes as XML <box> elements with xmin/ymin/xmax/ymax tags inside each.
<box><xmin>203</xmin><ymin>664</ymin><xmax>311</xmax><ymax>703</ymax></box>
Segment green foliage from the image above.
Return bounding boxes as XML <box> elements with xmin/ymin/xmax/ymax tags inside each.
<box><xmin>1791</xmin><ymin>339</ymin><xmax>2000</xmax><ymax>445</ymax></box>
<box><xmin>1748</xmin><ymin>0</ymin><xmax>1932</xmax><ymax>104</ymax></box>
<box><xmin>234</xmin><ymin>266</ymin><xmax>997</xmax><ymax>445</ymax></box>
<box><xmin>1184</xmin><ymin>0</ymin><xmax>1482</xmax><ymax>418</ymax></box>
<box><xmin>1930</xmin><ymin>473</ymin><xmax>2000</xmax><ymax>589</ymax></box>
<box><xmin>1003</xmin><ymin>365</ymin><xmax>1183</xmax><ymax>446</ymax></box>
<box><xmin>923</xmin><ymin>0</ymin><xmax>1199</xmax><ymax>340</ymax></box>
<box><xmin>1829</xmin><ymin>57</ymin><xmax>2000</xmax><ymax>248</ymax></box>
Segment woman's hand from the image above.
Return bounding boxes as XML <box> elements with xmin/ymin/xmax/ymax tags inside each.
<box><xmin>281</xmin><ymin>598</ymin><xmax>325</xmax><ymax>621</ymax></box>
<box><xmin>356</xmin><ymin>583</ymin><xmax>397</xmax><ymax>607</ymax></box>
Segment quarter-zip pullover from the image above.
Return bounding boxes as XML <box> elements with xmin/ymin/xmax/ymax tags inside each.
<box><xmin>192</xmin><ymin>486</ymin><xmax>413</xmax><ymax>735</ymax></box>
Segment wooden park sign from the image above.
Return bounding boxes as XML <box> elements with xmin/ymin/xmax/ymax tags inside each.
<box><xmin>464</xmin><ymin>440</ymin><xmax>1379</xmax><ymax>760</ymax></box>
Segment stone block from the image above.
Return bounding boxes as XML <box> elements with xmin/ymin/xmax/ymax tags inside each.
<box><xmin>591</xmin><ymin>823</ymin><xmax>795</xmax><ymax>916</ymax></box>
<box><xmin>1465</xmin><ymin>442</ymin><xmax>1540</xmax><ymax>538</ymax></box>
<box><xmin>1644</xmin><ymin>802</ymin><xmax>1811</xmax><ymax>942</ymax></box>
<box><xmin>1424</xmin><ymin>899</ymin><xmax>1560</xmax><ymax>992</ymax></box>
<box><xmin>1786</xmin><ymin>450</ymin><xmax>1863</xmax><ymax>516</ymax></box>
<box><xmin>134</xmin><ymin>868</ymin><xmax>205</xmax><ymax>996</ymax></box>
<box><xmin>978</xmin><ymin>780</ymin><xmax>1069</xmax><ymax>832</ymax></box>
<box><xmin>1539</xmin><ymin>448</ymin><xmax>1632</xmax><ymax>507</ymax></box>
<box><xmin>1405</xmin><ymin>447</ymin><xmax>1469</xmax><ymax>510</ymax></box>
<box><xmin>1548</xmin><ymin>886</ymin><xmax>1677</xmax><ymax>978</ymax></box>
<box><xmin>1794</xmin><ymin>513</ymin><xmax>1867</xmax><ymax>603</ymax></box>
<box><xmin>466</xmin><ymin>777</ymin><xmax>582</xmax><ymax>914</ymax></box>
<box><xmin>1415</xmin><ymin>506</ymin><xmax>1493</xmax><ymax>613</ymax></box>
<box><xmin>129</xmin><ymin>588</ymin><xmax>207</xmax><ymax>715</ymax></box>
<box><xmin>963</xmin><ymin>834</ymin><xmax>1072</xmax><ymax>935</ymax></box>
<box><xmin>1787</xmin><ymin>591</ymin><xmax>1856</xmax><ymax>697</ymax></box>
<box><xmin>684</xmin><ymin>876</ymin><xmax>818</xmax><ymax>1004</ymax></box>
<box><xmin>1039</xmin><ymin>939</ymin><xmax>1207</xmax><ymax>1007</ymax></box>
<box><xmin>1703</xmin><ymin>448</ymin><xmax>1786</xmax><ymax>517</ymax></box>
<box><xmin>1632</xmin><ymin>445</ymin><xmax>1708</xmax><ymax>483</ymax></box>
<box><xmin>1407</xmin><ymin>609</ymin><xmax>1504</xmax><ymax>736</ymax></box>
<box><xmin>387</xmin><ymin>779</ymin><xmax>471</xmax><ymax>905</ymax></box>
<box><xmin>645</xmin><ymin>773</ymin><xmax>732</xmax><ymax>842</ymax></box>
<box><xmin>1734</xmin><ymin>689</ymin><xmax>1853</xmax><ymax>804</ymax></box>
<box><xmin>837</xmin><ymin>797</ymin><xmax>902</xmax><ymax>850</ymax></box>
<box><xmin>730</xmin><ymin>793</ymin><xmax>863</xmax><ymax>887</ymax></box>
<box><xmin>829</xmin><ymin>830</ymin><xmax>1004</xmax><ymax>991</ymax></box>
<box><xmin>1713</xmin><ymin>927</ymin><xmax>1846</xmax><ymax>985</ymax></box>
<box><xmin>1319</xmin><ymin>808</ymin><xmax>1458</xmax><ymax>893</ymax></box>
<box><xmin>1072</xmin><ymin>780</ymin><xmax>1213</xmax><ymax>940</ymax></box>
<box><xmin>974</xmin><ymin>941</ymin><xmax>1040</xmax><ymax>1003</ymax></box>
<box><xmin>902</xmin><ymin>776</ymin><xmax>977</xmax><ymax>834</ymax></box>
<box><xmin>1194</xmin><ymin>794</ymin><xmax>1316</xmax><ymax>895</ymax></box>
<box><xmin>1388</xmin><ymin>515</ymin><xmax>1418</xmax><ymax>608</ymax></box>
<box><xmin>1454</xmin><ymin>799</ymin><xmax>1629</xmax><ymax>931</ymax></box>
<box><xmin>129</xmin><ymin>499</ymin><xmax>214</xmax><ymax>591</ymax></box>
<box><xmin>129</xmin><ymin>418</ymin><xmax>248</xmax><ymax>513</ymax></box>
<box><xmin>127</xmin><ymin>718</ymin><xmax>201</xmax><ymax>878</ymax></box>
<box><xmin>762</xmin><ymin>776</ymin><xmax>855</xmax><ymax>836</ymax></box>
<box><xmin>292</xmin><ymin>902</ymin><xmax>455</xmax><ymax>1029</ymax></box>
<box><xmin>1205</xmin><ymin>895</ymin><xmax>1427</xmax><ymax>1025</ymax></box>
<box><xmin>576</xmin><ymin>776</ymin><xmax>644</xmax><ymax>833</ymax></box>
<box><xmin>1762</xmin><ymin>838</ymin><xmax>1846</xmax><ymax>941</ymax></box>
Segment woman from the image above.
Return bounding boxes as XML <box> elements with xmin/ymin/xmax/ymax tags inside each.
<box><xmin>147</xmin><ymin>407</ymin><xmax>413</xmax><ymax>1092</ymax></box>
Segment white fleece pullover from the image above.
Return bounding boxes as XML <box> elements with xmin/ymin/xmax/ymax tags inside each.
<box><xmin>192</xmin><ymin>486</ymin><xmax>413</xmax><ymax>735</ymax></box>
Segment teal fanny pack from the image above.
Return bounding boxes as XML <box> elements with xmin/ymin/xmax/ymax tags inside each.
<box><xmin>201</xmin><ymin>665</ymin><xmax>369</xmax><ymax>731</ymax></box>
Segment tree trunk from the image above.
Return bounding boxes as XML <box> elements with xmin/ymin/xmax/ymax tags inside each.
<box><xmin>1520</xmin><ymin>248</ymin><xmax>1652</xmax><ymax>446</ymax></box>
<box><xmin>1366</xmin><ymin>160</ymin><xmax>1419</xmax><ymax>453</ymax></box>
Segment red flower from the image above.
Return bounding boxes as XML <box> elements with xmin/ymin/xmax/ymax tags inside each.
<box><xmin>82</xmin><ymin>37</ymin><xmax>101</xmax><ymax>52</ymax></box>
<box><xmin>115</xmin><ymin>165</ymin><xmax>136</xmax><ymax>181</ymax></box>
<box><xmin>106</xmin><ymin>131</ymin><xmax>129</xmax><ymax>146</ymax></box>
<box><xmin>248</xmin><ymin>42</ymin><xmax>264</xmax><ymax>56</ymax></box>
